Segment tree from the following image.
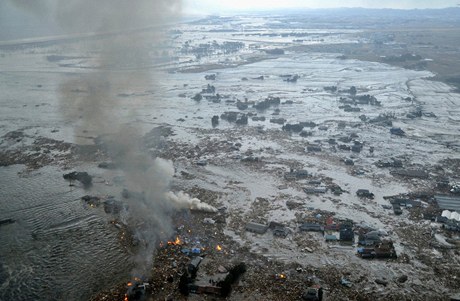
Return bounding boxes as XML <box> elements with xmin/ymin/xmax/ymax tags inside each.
<box><xmin>349</xmin><ymin>86</ymin><xmax>357</xmax><ymax>96</ymax></box>
<box><xmin>192</xmin><ymin>93</ymin><xmax>202</xmax><ymax>101</ymax></box>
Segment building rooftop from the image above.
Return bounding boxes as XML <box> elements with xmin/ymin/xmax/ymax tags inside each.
<box><xmin>435</xmin><ymin>195</ymin><xmax>460</xmax><ymax>211</ymax></box>
<box><xmin>245</xmin><ymin>222</ymin><xmax>269</xmax><ymax>234</ymax></box>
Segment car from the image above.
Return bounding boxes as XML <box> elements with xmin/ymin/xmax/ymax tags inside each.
<box><xmin>356</xmin><ymin>189</ymin><xmax>375</xmax><ymax>199</ymax></box>
<box><xmin>196</xmin><ymin>159</ymin><xmax>207</xmax><ymax>166</ymax></box>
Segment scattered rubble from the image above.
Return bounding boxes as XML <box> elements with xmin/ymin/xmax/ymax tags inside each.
<box><xmin>5</xmin><ymin>14</ymin><xmax>460</xmax><ymax>301</ymax></box>
<box><xmin>63</xmin><ymin>171</ymin><xmax>93</xmax><ymax>187</ymax></box>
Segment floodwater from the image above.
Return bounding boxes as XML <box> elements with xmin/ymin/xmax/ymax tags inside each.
<box><xmin>1</xmin><ymin>18</ymin><xmax>460</xmax><ymax>301</ymax></box>
<box><xmin>0</xmin><ymin>165</ymin><xmax>131</xmax><ymax>301</ymax></box>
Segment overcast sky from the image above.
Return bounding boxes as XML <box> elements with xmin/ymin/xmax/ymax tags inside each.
<box><xmin>185</xmin><ymin>0</ymin><xmax>460</xmax><ymax>13</ymax></box>
<box><xmin>1</xmin><ymin>0</ymin><xmax>459</xmax><ymax>41</ymax></box>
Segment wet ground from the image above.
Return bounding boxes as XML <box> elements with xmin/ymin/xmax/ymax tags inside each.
<box><xmin>1</xmin><ymin>12</ymin><xmax>460</xmax><ymax>301</ymax></box>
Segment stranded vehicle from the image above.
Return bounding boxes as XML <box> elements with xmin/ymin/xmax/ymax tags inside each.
<box><xmin>356</xmin><ymin>189</ymin><xmax>375</xmax><ymax>199</ymax></box>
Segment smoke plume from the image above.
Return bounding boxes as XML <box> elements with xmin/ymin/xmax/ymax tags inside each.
<box><xmin>166</xmin><ymin>191</ymin><xmax>218</xmax><ymax>213</ymax></box>
<box><xmin>8</xmin><ymin>0</ymin><xmax>181</xmax><ymax>33</ymax></box>
<box><xmin>10</xmin><ymin>0</ymin><xmax>184</xmax><ymax>275</ymax></box>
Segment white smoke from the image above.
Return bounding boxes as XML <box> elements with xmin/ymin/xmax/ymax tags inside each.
<box><xmin>166</xmin><ymin>191</ymin><xmax>218</xmax><ymax>213</ymax></box>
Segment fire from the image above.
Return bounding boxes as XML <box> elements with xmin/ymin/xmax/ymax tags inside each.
<box><xmin>167</xmin><ymin>236</ymin><xmax>182</xmax><ymax>245</ymax></box>
<box><xmin>275</xmin><ymin>273</ymin><xmax>287</xmax><ymax>280</ymax></box>
<box><xmin>124</xmin><ymin>294</ymin><xmax>128</xmax><ymax>301</ymax></box>
<box><xmin>216</xmin><ymin>245</ymin><xmax>222</xmax><ymax>251</ymax></box>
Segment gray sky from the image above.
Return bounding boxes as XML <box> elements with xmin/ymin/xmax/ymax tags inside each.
<box><xmin>1</xmin><ymin>0</ymin><xmax>459</xmax><ymax>41</ymax></box>
<box><xmin>185</xmin><ymin>0</ymin><xmax>460</xmax><ymax>13</ymax></box>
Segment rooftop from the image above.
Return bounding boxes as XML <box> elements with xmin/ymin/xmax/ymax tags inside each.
<box><xmin>435</xmin><ymin>195</ymin><xmax>460</xmax><ymax>212</ymax></box>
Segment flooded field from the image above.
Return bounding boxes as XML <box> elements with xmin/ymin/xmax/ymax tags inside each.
<box><xmin>1</xmin><ymin>12</ymin><xmax>460</xmax><ymax>301</ymax></box>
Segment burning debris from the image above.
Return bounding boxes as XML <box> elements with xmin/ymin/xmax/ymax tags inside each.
<box><xmin>5</xmin><ymin>3</ymin><xmax>460</xmax><ymax>301</ymax></box>
<box><xmin>274</xmin><ymin>273</ymin><xmax>287</xmax><ymax>280</ymax></box>
<box><xmin>125</xmin><ymin>277</ymin><xmax>150</xmax><ymax>301</ymax></box>
<box><xmin>167</xmin><ymin>236</ymin><xmax>182</xmax><ymax>246</ymax></box>
<box><xmin>110</xmin><ymin>220</ymin><xmax>139</xmax><ymax>251</ymax></box>
<box><xmin>81</xmin><ymin>195</ymin><xmax>101</xmax><ymax>209</ymax></box>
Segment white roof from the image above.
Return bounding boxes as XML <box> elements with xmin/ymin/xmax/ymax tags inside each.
<box><xmin>441</xmin><ymin>210</ymin><xmax>460</xmax><ymax>221</ymax></box>
<box><xmin>441</xmin><ymin>210</ymin><xmax>451</xmax><ymax>218</ymax></box>
<box><xmin>451</xmin><ymin>212</ymin><xmax>460</xmax><ymax>222</ymax></box>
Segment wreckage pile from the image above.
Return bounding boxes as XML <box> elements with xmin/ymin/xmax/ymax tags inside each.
<box><xmin>89</xmin><ymin>199</ymin><xmax>446</xmax><ymax>301</ymax></box>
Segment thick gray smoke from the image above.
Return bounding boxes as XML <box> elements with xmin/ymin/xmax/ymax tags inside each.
<box><xmin>10</xmin><ymin>0</ymin><xmax>184</xmax><ymax>275</ymax></box>
<box><xmin>9</xmin><ymin>0</ymin><xmax>181</xmax><ymax>33</ymax></box>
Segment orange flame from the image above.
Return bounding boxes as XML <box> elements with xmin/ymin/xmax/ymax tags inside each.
<box><xmin>124</xmin><ymin>294</ymin><xmax>128</xmax><ymax>301</ymax></box>
<box><xmin>216</xmin><ymin>245</ymin><xmax>222</xmax><ymax>251</ymax></box>
<box><xmin>167</xmin><ymin>236</ymin><xmax>182</xmax><ymax>245</ymax></box>
<box><xmin>275</xmin><ymin>274</ymin><xmax>286</xmax><ymax>280</ymax></box>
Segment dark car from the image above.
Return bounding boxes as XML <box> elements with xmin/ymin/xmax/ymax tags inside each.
<box><xmin>356</xmin><ymin>189</ymin><xmax>375</xmax><ymax>199</ymax></box>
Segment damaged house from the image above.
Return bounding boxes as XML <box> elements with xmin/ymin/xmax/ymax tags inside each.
<box><xmin>340</xmin><ymin>228</ymin><xmax>354</xmax><ymax>242</ymax></box>
<box><xmin>269</xmin><ymin>221</ymin><xmax>290</xmax><ymax>237</ymax></box>
<box><xmin>357</xmin><ymin>241</ymin><xmax>397</xmax><ymax>259</ymax></box>
<box><xmin>358</xmin><ymin>230</ymin><xmax>382</xmax><ymax>246</ymax></box>
<box><xmin>245</xmin><ymin>222</ymin><xmax>269</xmax><ymax>234</ymax></box>
<box><xmin>299</xmin><ymin>223</ymin><xmax>325</xmax><ymax>233</ymax></box>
